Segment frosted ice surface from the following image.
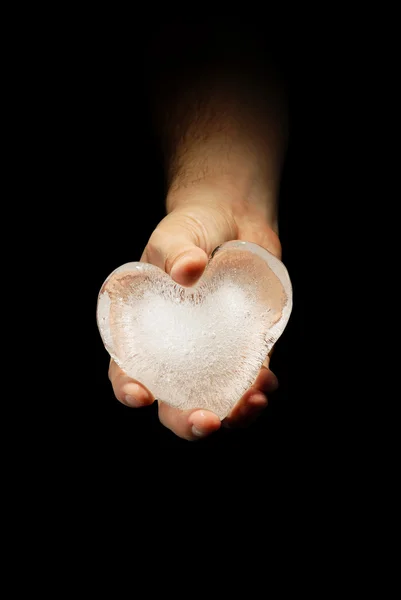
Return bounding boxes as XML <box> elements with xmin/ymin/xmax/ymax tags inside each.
<box><xmin>97</xmin><ymin>241</ymin><xmax>292</xmax><ymax>419</ymax></box>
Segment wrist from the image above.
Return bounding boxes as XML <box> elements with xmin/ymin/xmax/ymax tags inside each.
<box><xmin>166</xmin><ymin>175</ymin><xmax>278</xmax><ymax>233</ymax></box>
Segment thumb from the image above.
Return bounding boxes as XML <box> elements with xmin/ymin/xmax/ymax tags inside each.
<box><xmin>142</xmin><ymin>204</ymin><xmax>237</xmax><ymax>286</ymax></box>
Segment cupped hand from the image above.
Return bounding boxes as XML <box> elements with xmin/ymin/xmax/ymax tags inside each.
<box><xmin>108</xmin><ymin>195</ymin><xmax>282</xmax><ymax>441</ymax></box>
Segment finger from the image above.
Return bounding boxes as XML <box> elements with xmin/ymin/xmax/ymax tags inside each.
<box><xmin>222</xmin><ymin>357</ymin><xmax>279</xmax><ymax>428</ymax></box>
<box><xmin>108</xmin><ymin>359</ymin><xmax>155</xmax><ymax>408</ymax></box>
<box><xmin>256</xmin><ymin>355</ymin><xmax>279</xmax><ymax>393</ymax></box>
<box><xmin>141</xmin><ymin>205</ymin><xmax>237</xmax><ymax>286</ymax></box>
<box><xmin>158</xmin><ymin>401</ymin><xmax>221</xmax><ymax>441</ymax></box>
<box><xmin>170</xmin><ymin>248</ymin><xmax>208</xmax><ymax>287</ymax></box>
<box><xmin>223</xmin><ymin>389</ymin><xmax>269</xmax><ymax>429</ymax></box>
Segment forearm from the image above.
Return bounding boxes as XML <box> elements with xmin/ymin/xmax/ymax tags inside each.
<box><xmin>146</xmin><ymin>24</ymin><xmax>288</xmax><ymax>231</ymax></box>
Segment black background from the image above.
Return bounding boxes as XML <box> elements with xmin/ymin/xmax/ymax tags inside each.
<box><xmin>7</xmin><ymin>17</ymin><xmax>382</xmax><ymax>579</ymax></box>
<box><xmin>69</xmin><ymin>26</ymin><xmax>331</xmax><ymax>457</ymax></box>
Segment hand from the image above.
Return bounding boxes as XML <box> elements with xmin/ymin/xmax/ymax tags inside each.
<box><xmin>108</xmin><ymin>189</ymin><xmax>282</xmax><ymax>440</ymax></box>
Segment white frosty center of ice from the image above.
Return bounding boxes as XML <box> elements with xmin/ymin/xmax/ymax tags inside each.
<box><xmin>137</xmin><ymin>283</ymin><xmax>249</xmax><ymax>364</ymax></box>
<box><xmin>97</xmin><ymin>241</ymin><xmax>292</xmax><ymax>419</ymax></box>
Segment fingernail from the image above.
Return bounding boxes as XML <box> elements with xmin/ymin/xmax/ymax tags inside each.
<box><xmin>191</xmin><ymin>425</ymin><xmax>207</xmax><ymax>438</ymax></box>
<box><xmin>125</xmin><ymin>394</ymin><xmax>140</xmax><ymax>407</ymax></box>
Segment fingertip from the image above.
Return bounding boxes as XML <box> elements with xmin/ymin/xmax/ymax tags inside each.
<box><xmin>223</xmin><ymin>391</ymin><xmax>268</xmax><ymax>428</ymax></box>
<box><xmin>246</xmin><ymin>391</ymin><xmax>268</xmax><ymax>409</ymax></box>
<box><xmin>262</xmin><ymin>370</ymin><xmax>279</xmax><ymax>394</ymax></box>
<box><xmin>236</xmin><ymin>391</ymin><xmax>268</xmax><ymax>417</ymax></box>
<box><xmin>122</xmin><ymin>382</ymin><xmax>154</xmax><ymax>407</ymax></box>
<box><xmin>188</xmin><ymin>410</ymin><xmax>221</xmax><ymax>439</ymax></box>
<box><xmin>256</xmin><ymin>366</ymin><xmax>279</xmax><ymax>394</ymax></box>
<box><xmin>170</xmin><ymin>248</ymin><xmax>208</xmax><ymax>286</ymax></box>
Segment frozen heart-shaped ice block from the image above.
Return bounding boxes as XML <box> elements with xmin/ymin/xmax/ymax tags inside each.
<box><xmin>97</xmin><ymin>241</ymin><xmax>292</xmax><ymax>419</ymax></box>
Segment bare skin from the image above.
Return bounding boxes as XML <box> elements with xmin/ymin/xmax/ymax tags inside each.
<box><xmin>108</xmin><ymin>26</ymin><xmax>288</xmax><ymax>440</ymax></box>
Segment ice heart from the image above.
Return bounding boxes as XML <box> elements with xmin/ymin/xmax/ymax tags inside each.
<box><xmin>97</xmin><ymin>241</ymin><xmax>292</xmax><ymax>419</ymax></box>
